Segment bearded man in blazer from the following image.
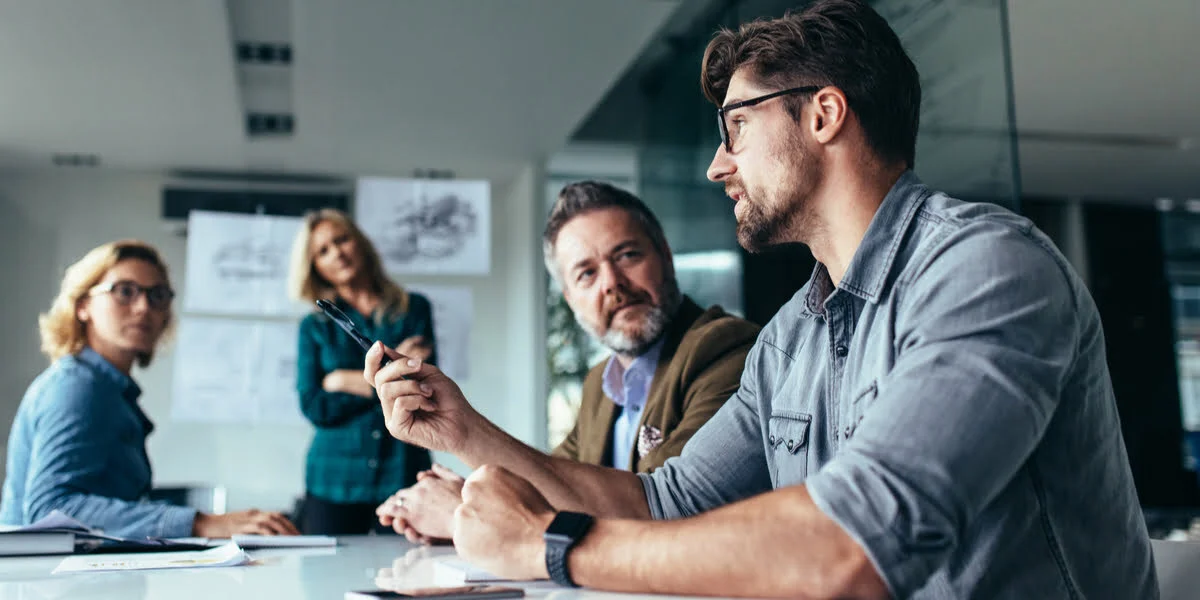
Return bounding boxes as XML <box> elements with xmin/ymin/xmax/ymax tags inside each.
<box><xmin>375</xmin><ymin>180</ymin><xmax>759</xmax><ymax>543</ymax></box>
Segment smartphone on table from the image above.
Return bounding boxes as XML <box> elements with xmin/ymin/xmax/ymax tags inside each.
<box><xmin>316</xmin><ymin>299</ymin><xmax>394</xmax><ymax>368</ymax></box>
<box><xmin>344</xmin><ymin>585</ymin><xmax>524</xmax><ymax>600</ymax></box>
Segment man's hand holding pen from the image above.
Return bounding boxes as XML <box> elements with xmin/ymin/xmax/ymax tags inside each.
<box><xmin>363</xmin><ymin>341</ymin><xmax>481</xmax><ymax>455</ymax></box>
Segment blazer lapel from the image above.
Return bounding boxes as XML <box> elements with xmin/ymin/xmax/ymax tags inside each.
<box><xmin>631</xmin><ymin>297</ymin><xmax>705</xmax><ymax>470</ymax></box>
<box><xmin>578</xmin><ymin>375</ymin><xmax>619</xmax><ymax>467</ymax></box>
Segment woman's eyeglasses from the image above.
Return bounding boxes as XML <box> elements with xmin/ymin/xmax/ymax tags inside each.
<box><xmin>89</xmin><ymin>280</ymin><xmax>175</xmax><ymax>310</ymax></box>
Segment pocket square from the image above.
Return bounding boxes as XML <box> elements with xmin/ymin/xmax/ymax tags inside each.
<box><xmin>637</xmin><ymin>424</ymin><xmax>664</xmax><ymax>459</ymax></box>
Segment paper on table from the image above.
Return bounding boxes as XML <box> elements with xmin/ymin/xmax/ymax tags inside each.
<box><xmin>0</xmin><ymin>510</ymin><xmax>93</xmax><ymax>533</ymax></box>
<box><xmin>163</xmin><ymin>537</ymin><xmax>215</xmax><ymax>546</ymax></box>
<box><xmin>231</xmin><ymin>534</ymin><xmax>336</xmax><ymax>548</ymax></box>
<box><xmin>52</xmin><ymin>541</ymin><xmax>250</xmax><ymax>574</ymax></box>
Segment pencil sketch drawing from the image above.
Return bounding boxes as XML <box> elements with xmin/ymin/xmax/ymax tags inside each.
<box><xmin>380</xmin><ymin>193</ymin><xmax>479</xmax><ymax>263</ymax></box>
<box><xmin>213</xmin><ymin>240</ymin><xmax>286</xmax><ymax>281</ymax></box>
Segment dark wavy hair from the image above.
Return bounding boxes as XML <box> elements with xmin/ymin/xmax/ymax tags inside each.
<box><xmin>701</xmin><ymin>0</ymin><xmax>921</xmax><ymax>168</ymax></box>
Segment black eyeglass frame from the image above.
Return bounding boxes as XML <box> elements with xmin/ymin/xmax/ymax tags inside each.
<box><xmin>716</xmin><ymin>85</ymin><xmax>823</xmax><ymax>153</ymax></box>
<box><xmin>89</xmin><ymin>280</ymin><xmax>176</xmax><ymax>309</ymax></box>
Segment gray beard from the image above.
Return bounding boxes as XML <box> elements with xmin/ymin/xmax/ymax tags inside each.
<box><xmin>577</xmin><ymin>281</ymin><xmax>682</xmax><ymax>358</ymax></box>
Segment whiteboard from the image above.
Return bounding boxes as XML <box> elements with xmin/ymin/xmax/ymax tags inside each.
<box><xmin>170</xmin><ymin>317</ymin><xmax>304</xmax><ymax>425</ymax></box>
<box><xmin>355</xmin><ymin>178</ymin><xmax>491</xmax><ymax>275</ymax></box>
<box><xmin>183</xmin><ymin>211</ymin><xmax>309</xmax><ymax>317</ymax></box>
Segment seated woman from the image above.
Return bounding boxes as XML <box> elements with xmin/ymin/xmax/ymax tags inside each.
<box><xmin>0</xmin><ymin>240</ymin><xmax>298</xmax><ymax>539</ymax></box>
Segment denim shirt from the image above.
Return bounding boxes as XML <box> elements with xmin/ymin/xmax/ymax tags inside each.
<box><xmin>0</xmin><ymin>348</ymin><xmax>195</xmax><ymax>538</ymax></box>
<box><xmin>641</xmin><ymin>172</ymin><xmax>1156</xmax><ymax>599</ymax></box>
<box><xmin>601</xmin><ymin>338</ymin><xmax>665</xmax><ymax>470</ymax></box>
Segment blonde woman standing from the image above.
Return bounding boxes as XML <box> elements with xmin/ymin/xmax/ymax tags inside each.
<box><xmin>289</xmin><ymin>209</ymin><xmax>435</xmax><ymax>535</ymax></box>
<box><xmin>0</xmin><ymin>240</ymin><xmax>297</xmax><ymax>538</ymax></box>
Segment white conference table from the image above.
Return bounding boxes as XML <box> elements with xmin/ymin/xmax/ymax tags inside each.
<box><xmin>0</xmin><ymin>535</ymin><xmax>713</xmax><ymax>600</ymax></box>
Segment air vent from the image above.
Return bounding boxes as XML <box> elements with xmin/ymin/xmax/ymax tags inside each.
<box><xmin>227</xmin><ymin>0</ymin><xmax>294</xmax><ymax>138</ymax></box>
<box><xmin>51</xmin><ymin>153</ymin><xmax>100</xmax><ymax>167</ymax></box>
<box><xmin>246</xmin><ymin>112</ymin><xmax>295</xmax><ymax>136</ymax></box>
<box><xmin>236</xmin><ymin>42</ymin><xmax>292</xmax><ymax>65</ymax></box>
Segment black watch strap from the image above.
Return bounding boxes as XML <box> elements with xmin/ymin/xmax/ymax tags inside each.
<box><xmin>545</xmin><ymin>536</ymin><xmax>576</xmax><ymax>587</ymax></box>
<box><xmin>544</xmin><ymin>511</ymin><xmax>594</xmax><ymax>587</ymax></box>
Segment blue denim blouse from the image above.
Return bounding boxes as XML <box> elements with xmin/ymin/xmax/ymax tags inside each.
<box><xmin>0</xmin><ymin>347</ymin><xmax>195</xmax><ymax>538</ymax></box>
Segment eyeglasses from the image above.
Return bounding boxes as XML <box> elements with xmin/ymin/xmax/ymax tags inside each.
<box><xmin>89</xmin><ymin>280</ymin><xmax>175</xmax><ymax>310</ymax></box>
<box><xmin>717</xmin><ymin>85</ymin><xmax>823</xmax><ymax>153</ymax></box>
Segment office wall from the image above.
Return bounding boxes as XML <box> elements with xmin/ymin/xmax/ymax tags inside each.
<box><xmin>0</xmin><ymin>165</ymin><xmax>546</xmax><ymax>512</ymax></box>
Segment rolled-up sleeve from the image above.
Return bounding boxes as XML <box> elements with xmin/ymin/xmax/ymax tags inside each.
<box><xmin>806</xmin><ymin>224</ymin><xmax>1079</xmax><ymax>597</ymax></box>
<box><xmin>640</xmin><ymin>343</ymin><xmax>772</xmax><ymax>520</ymax></box>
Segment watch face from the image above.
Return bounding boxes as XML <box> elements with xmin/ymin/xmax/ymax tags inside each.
<box><xmin>545</xmin><ymin>512</ymin><xmax>593</xmax><ymax>541</ymax></box>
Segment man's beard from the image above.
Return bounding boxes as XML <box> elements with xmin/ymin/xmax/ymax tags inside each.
<box><xmin>576</xmin><ymin>277</ymin><xmax>682</xmax><ymax>358</ymax></box>
<box><xmin>734</xmin><ymin>134</ymin><xmax>820</xmax><ymax>252</ymax></box>
<box><xmin>736</xmin><ymin>197</ymin><xmax>789</xmax><ymax>253</ymax></box>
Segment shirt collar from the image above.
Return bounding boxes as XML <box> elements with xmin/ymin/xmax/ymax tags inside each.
<box><xmin>806</xmin><ymin>170</ymin><xmax>930</xmax><ymax>309</ymax></box>
<box><xmin>76</xmin><ymin>346</ymin><xmax>142</xmax><ymax>403</ymax></box>
<box><xmin>601</xmin><ymin>336</ymin><xmax>666</xmax><ymax>409</ymax></box>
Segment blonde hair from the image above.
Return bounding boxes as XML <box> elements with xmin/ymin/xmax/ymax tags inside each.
<box><xmin>288</xmin><ymin>208</ymin><xmax>408</xmax><ymax>320</ymax></box>
<box><xmin>39</xmin><ymin>240</ymin><xmax>174</xmax><ymax>368</ymax></box>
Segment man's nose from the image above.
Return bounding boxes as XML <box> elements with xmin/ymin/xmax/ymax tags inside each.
<box><xmin>706</xmin><ymin>144</ymin><xmax>735</xmax><ymax>182</ymax></box>
<box><xmin>598</xmin><ymin>262</ymin><xmax>628</xmax><ymax>295</ymax></box>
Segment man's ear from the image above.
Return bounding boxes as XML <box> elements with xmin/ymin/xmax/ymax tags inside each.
<box><xmin>810</xmin><ymin>87</ymin><xmax>849</xmax><ymax>145</ymax></box>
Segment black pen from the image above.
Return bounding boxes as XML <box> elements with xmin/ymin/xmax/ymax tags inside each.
<box><xmin>315</xmin><ymin>299</ymin><xmax>393</xmax><ymax>368</ymax></box>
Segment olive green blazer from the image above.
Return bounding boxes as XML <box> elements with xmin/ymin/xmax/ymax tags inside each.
<box><xmin>553</xmin><ymin>296</ymin><xmax>760</xmax><ymax>472</ymax></box>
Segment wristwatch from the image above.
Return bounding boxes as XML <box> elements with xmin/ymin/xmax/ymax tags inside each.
<box><xmin>543</xmin><ymin>511</ymin><xmax>595</xmax><ymax>587</ymax></box>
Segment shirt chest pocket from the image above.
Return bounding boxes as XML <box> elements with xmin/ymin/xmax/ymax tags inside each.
<box><xmin>844</xmin><ymin>381</ymin><xmax>878</xmax><ymax>441</ymax></box>
<box><xmin>767</xmin><ymin>413</ymin><xmax>812</xmax><ymax>486</ymax></box>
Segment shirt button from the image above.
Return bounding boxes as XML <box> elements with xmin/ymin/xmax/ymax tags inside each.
<box><xmin>844</xmin><ymin>426</ymin><xmax>852</xmax><ymax>438</ymax></box>
<box><xmin>835</xmin><ymin>345</ymin><xmax>848</xmax><ymax>357</ymax></box>
<box><xmin>785</xmin><ymin>440</ymin><xmax>794</xmax><ymax>451</ymax></box>
<box><xmin>372</xmin><ymin>430</ymin><xmax>382</xmax><ymax>440</ymax></box>
<box><xmin>769</xmin><ymin>435</ymin><xmax>777</xmax><ymax>445</ymax></box>
<box><xmin>368</xmin><ymin>459</ymin><xmax>378</xmax><ymax>469</ymax></box>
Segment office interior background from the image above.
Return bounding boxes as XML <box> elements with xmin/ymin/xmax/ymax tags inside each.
<box><xmin>0</xmin><ymin>0</ymin><xmax>1198</xmax><ymax>523</ymax></box>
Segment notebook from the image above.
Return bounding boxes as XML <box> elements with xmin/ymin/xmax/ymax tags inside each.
<box><xmin>0</xmin><ymin>531</ymin><xmax>76</xmax><ymax>556</ymax></box>
<box><xmin>0</xmin><ymin>510</ymin><xmax>210</xmax><ymax>555</ymax></box>
<box><xmin>0</xmin><ymin>511</ymin><xmax>88</xmax><ymax>556</ymax></box>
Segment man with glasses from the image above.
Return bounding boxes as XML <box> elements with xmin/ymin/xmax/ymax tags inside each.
<box><xmin>366</xmin><ymin>0</ymin><xmax>1155</xmax><ymax>597</ymax></box>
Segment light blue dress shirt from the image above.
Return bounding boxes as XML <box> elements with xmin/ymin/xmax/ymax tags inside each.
<box><xmin>0</xmin><ymin>347</ymin><xmax>195</xmax><ymax>538</ymax></box>
<box><xmin>639</xmin><ymin>172</ymin><xmax>1156</xmax><ymax>598</ymax></box>
<box><xmin>602</xmin><ymin>338</ymin><xmax>665</xmax><ymax>470</ymax></box>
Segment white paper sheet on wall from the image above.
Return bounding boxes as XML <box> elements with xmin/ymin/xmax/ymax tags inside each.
<box><xmin>182</xmin><ymin>211</ymin><xmax>309</xmax><ymax>316</ymax></box>
<box><xmin>355</xmin><ymin>178</ymin><xmax>491</xmax><ymax>275</ymax></box>
<box><xmin>170</xmin><ymin>317</ymin><xmax>304</xmax><ymax>425</ymax></box>
<box><xmin>407</xmin><ymin>285</ymin><xmax>472</xmax><ymax>381</ymax></box>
